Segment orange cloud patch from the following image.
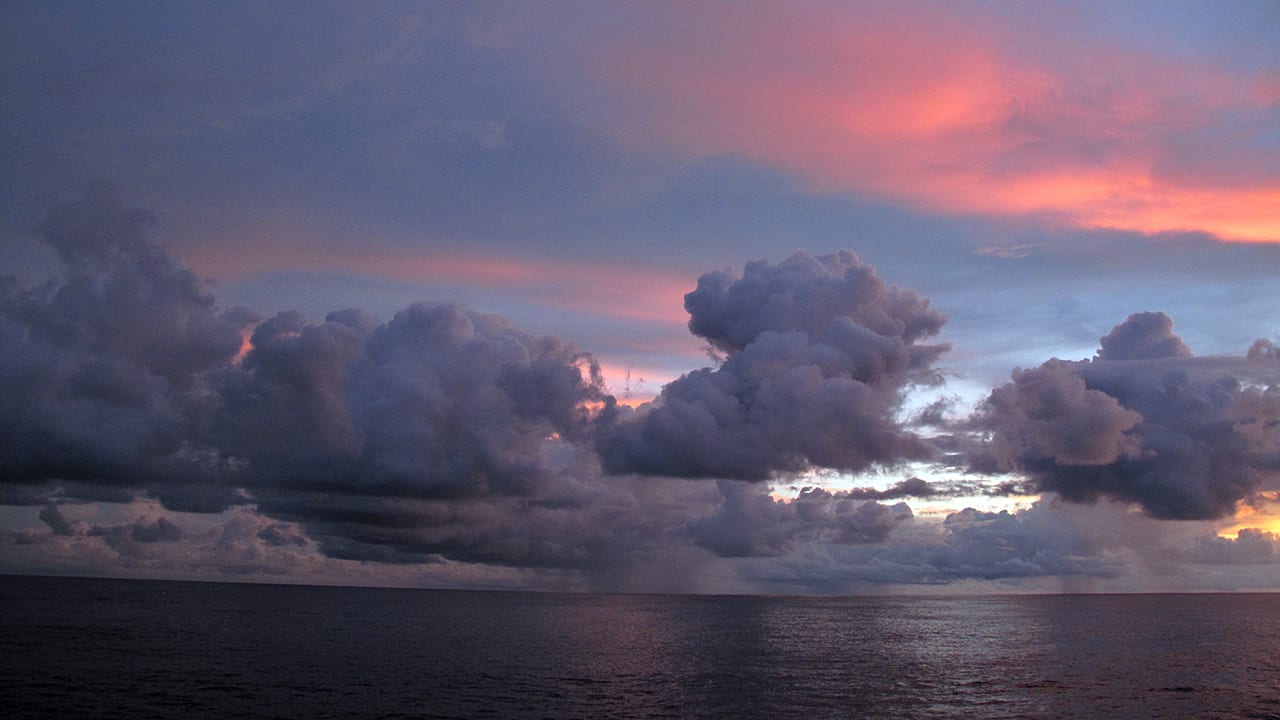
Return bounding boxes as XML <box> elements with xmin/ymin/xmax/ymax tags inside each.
<box><xmin>1216</xmin><ymin>493</ymin><xmax>1280</xmax><ymax>538</ymax></box>
<box><xmin>602</xmin><ymin>4</ymin><xmax>1280</xmax><ymax>242</ymax></box>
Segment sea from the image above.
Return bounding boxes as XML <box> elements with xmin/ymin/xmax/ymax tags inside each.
<box><xmin>2</xmin><ymin>575</ymin><xmax>1277</xmax><ymax>719</ymax></box>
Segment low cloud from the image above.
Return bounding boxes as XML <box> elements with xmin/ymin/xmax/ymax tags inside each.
<box><xmin>1</xmin><ymin>186</ymin><xmax>255</xmax><ymax>507</ymax></box>
<box><xmin>688</xmin><ymin>481</ymin><xmax>912</xmax><ymax>558</ymax></box>
<box><xmin>972</xmin><ymin>312</ymin><xmax>1280</xmax><ymax>520</ymax></box>
<box><xmin>843</xmin><ymin>477</ymin><xmax>940</xmax><ymax>500</ymax></box>
<box><xmin>3</xmin><ymin>191</ymin><xmax>1278</xmax><ymax>591</ymax></box>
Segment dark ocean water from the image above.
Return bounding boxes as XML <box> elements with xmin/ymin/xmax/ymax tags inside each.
<box><xmin>2</xmin><ymin>576</ymin><xmax>1278</xmax><ymax>719</ymax></box>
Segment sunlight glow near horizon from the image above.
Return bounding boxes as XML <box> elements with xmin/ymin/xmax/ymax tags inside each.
<box><xmin>1216</xmin><ymin>495</ymin><xmax>1280</xmax><ymax>539</ymax></box>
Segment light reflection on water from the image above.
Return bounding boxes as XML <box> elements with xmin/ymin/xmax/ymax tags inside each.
<box><xmin>2</xmin><ymin>577</ymin><xmax>1278</xmax><ymax>719</ymax></box>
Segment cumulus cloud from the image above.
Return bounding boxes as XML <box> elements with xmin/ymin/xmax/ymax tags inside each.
<box><xmin>202</xmin><ymin>302</ymin><xmax>666</xmax><ymax>568</ymax></box>
<box><xmin>35</xmin><ymin>503</ymin><xmax>184</xmax><ymax>550</ymax></box>
<box><xmin>0</xmin><ymin>186</ymin><xmax>255</xmax><ymax>507</ymax></box>
<box><xmin>5</xmin><ymin>191</ymin><xmax>1278</xmax><ymax>591</ymax></box>
<box><xmin>843</xmin><ymin>477</ymin><xmax>941</xmax><ymax>500</ymax></box>
<box><xmin>973</xmin><ymin>360</ymin><xmax>1143</xmax><ymax>470</ymax></box>
<box><xmin>214</xmin><ymin>301</ymin><xmax>608</xmax><ymax>501</ymax></box>
<box><xmin>0</xmin><ymin>190</ymin><xmax>721</xmax><ymax>580</ymax></box>
<box><xmin>1096</xmin><ymin>311</ymin><xmax>1193</xmax><ymax>362</ymax></box>
<box><xmin>597</xmin><ymin>250</ymin><xmax>947</xmax><ymax>479</ymax></box>
<box><xmin>687</xmin><ymin>480</ymin><xmax>912</xmax><ymax>558</ymax></box>
<box><xmin>723</xmin><ymin>494</ymin><xmax>1280</xmax><ymax>594</ymax></box>
<box><xmin>1187</xmin><ymin>529</ymin><xmax>1278</xmax><ymax>566</ymax></box>
<box><xmin>37</xmin><ymin>504</ymin><xmax>76</xmax><ymax>537</ymax></box>
<box><xmin>1</xmin><ymin>189</ymin><xmax>648</xmax><ymax>572</ymax></box>
<box><xmin>973</xmin><ymin>312</ymin><xmax>1280</xmax><ymax>520</ymax></box>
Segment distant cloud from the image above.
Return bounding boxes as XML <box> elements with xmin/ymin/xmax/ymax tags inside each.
<box><xmin>3</xmin><ymin>189</ymin><xmax>1278</xmax><ymax>591</ymax></box>
<box><xmin>597</xmin><ymin>250</ymin><xmax>948</xmax><ymax>479</ymax></box>
<box><xmin>1096</xmin><ymin>311</ymin><xmax>1192</xmax><ymax>362</ymax></box>
<box><xmin>843</xmin><ymin>477</ymin><xmax>940</xmax><ymax>500</ymax></box>
<box><xmin>688</xmin><ymin>481</ymin><xmax>912</xmax><ymax>557</ymax></box>
<box><xmin>972</xmin><ymin>313</ymin><xmax>1280</xmax><ymax>520</ymax></box>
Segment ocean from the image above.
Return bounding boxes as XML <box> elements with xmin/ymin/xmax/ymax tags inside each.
<box><xmin>2</xmin><ymin>575</ymin><xmax>1277</xmax><ymax>719</ymax></box>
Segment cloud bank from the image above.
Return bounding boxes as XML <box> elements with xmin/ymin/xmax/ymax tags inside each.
<box><xmin>3</xmin><ymin>190</ymin><xmax>1278</xmax><ymax>591</ymax></box>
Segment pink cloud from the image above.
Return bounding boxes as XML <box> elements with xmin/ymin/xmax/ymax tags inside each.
<box><xmin>597</xmin><ymin>3</ymin><xmax>1279</xmax><ymax>242</ymax></box>
<box><xmin>186</xmin><ymin>239</ymin><xmax>696</xmax><ymax>326</ymax></box>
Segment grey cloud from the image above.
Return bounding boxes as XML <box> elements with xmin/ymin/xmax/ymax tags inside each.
<box><xmin>36</xmin><ymin>503</ymin><xmax>183</xmax><ymax>545</ymax></box>
<box><xmin>215</xmin><ymin>302</ymin><xmax>608</xmax><ymax>501</ymax></box>
<box><xmin>843</xmin><ymin>477</ymin><xmax>940</xmax><ymax>500</ymax></box>
<box><xmin>973</xmin><ymin>359</ymin><xmax>1143</xmax><ymax>470</ymax></box>
<box><xmin>8</xmin><ymin>189</ymin><xmax>1277</xmax><ymax>587</ymax></box>
<box><xmin>1096</xmin><ymin>311</ymin><xmax>1192</xmax><ymax>362</ymax></box>
<box><xmin>1185</xmin><ymin>529</ymin><xmax>1278</xmax><ymax>565</ymax></box>
<box><xmin>598</xmin><ymin>251</ymin><xmax>948</xmax><ymax>480</ymax></box>
<box><xmin>257</xmin><ymin>522</ymin><xmax>310</xmax><ymax>548</ymax></box>
<box><xmin>973</xmin><ymin>314</ymin><xmax>1280</xmax><ymax>520</ymax></box>
<box><xmin>128</xmin><ymin>516</ymin><xmax>183</xmax><ymax>543</ymax></box>
<box><xmin>728</xmin><ymin>498</ymin><xmax>1139</xmax><ymax>593</ymax></box>
<box><xmin>6</xmin><ymin>190</ymin><xmax>718</xmax><ymax>574</ymax></box>
<box><xmin>684</xmin><ymin>250</ymin><xmax>946</xmax><ymax>358</ymax></box>
<box><xmin>254</xmin><ymin>455</ymin><xmax>724</xmax><ymax>572</ymax></box>
<box><xmin>688</xmin><ymin>481</ymin><xmax>912</xmax><ymax>558</ymax></box>
<box><xmin>38</xmin><ymin>504</ymin><xmax>75</xmax><ymax>536</ymax></box>
<box><xmin>1</xmin><ymin>187</ymin><xmax>254</xmax><ymax>504</ymax></box>
<box><xmin>2</xmin><ymin>187</ymin><xmax>619</xmax><ymax>565</ymax></box>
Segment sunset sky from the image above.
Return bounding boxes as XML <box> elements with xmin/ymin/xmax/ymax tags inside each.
<box><xmin>2</xmin><ymin>1</ymin><xmax>1278</xmax><ymax>593</ymax></box>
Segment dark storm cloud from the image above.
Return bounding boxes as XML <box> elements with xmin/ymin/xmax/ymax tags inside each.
<box><xmin>0</xmin><ymin>187</ymin><xmax>254</xmax><ymax>501</ymax></box>
<box><xmin>687</xmin><ymin>481</ymin><xmax>912</xmax><ymax>558</ymax></box>
<box><xmin>36</xmin><ymin>502</ymin><xmax>183</xmax><ymax>545</ymax></box>
<box><xmin>38</xmin><ymin>504</ymin><xmax>75</xmax><ymax>536</ymax></box>
<box><xmin>597</xmin><ymin>250</ymin><xmax>948</xmax><ymax>480</ymax></box>
<box><xmin>215</xmin><ymin>301</ymin><xmax>607</xmax><ymax>500</ymax></box>
<box><xmin>2</xmin><ymin>188</ymin><xmax>609</xmax><ymax>518</ymax></box>
<box><xmin>843</xmin><ymin>477</ymin><xmax>941</xmax><ymax>500</ymax></box>
<box><xmin>12</xmin><ymin>189</ymin><xmax>1275</xmax><ymax>588</ymax></box>
<box><xmin>973</xmin><ymin>313</ymin><xmax>1280</xmax><ymax>520</ymax></box>
<box><xmin>3</xmin><ymin>189</ymin><xmax>728</xmax><ymax>574</ymax></box>
<box><xmin>251</xmin><ymin>457</ymin><xmax>725</xmax><ymax>572</ymax></box>
<box><xmin>198</xmin><ymin>294</ymin><xmax>663</xmax><ymax>569</ymax></box>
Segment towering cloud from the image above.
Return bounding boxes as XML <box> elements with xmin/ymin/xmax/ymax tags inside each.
<box><xmin>597</xmin><ymin>250</ymin><xmax>948</xmax><ymax>479</ymax></box>
<box><xmin>973</xmin><ymin>313</ymin><xmax>1280</xmax><ymax>520</ymax></box>
<box><xmin>0</xmin><ymin>186</ymin><xmax>255</xmax><ymax>509</ymax></box>
<box><xmin>0</xmin><ymin>189</ymin><xmax>720</xmax><ymax>573</ymax></box>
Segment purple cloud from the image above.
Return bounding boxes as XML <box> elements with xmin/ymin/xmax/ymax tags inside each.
<box><xmin>598</xmin><ymin>251</ymin><xmax>948</xmax><ymax>479</ymax></box>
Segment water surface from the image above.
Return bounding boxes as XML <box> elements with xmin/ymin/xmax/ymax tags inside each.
<box><xmin>2</xmin><ymin>576</ymin><xmax>1277</xmax><ymax>718</ymax></box>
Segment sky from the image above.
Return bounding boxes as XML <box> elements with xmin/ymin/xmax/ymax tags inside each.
<box><xmin>1</xmin><ymin>0</ymin><xmax>1278</xmax><ymax>594</ymax></box>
